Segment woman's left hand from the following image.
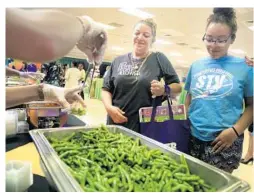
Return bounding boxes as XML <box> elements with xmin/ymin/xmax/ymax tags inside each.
<box><xmin>211</xmin><ymin>127</ymin><xmax>238</xmax><ymax>154</ymax></box>
<box><xmin>150</xmin><ymin>80</ymin><xmax>164</xmax><ymax>97</ymax></box>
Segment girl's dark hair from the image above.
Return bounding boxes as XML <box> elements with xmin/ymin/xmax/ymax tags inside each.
<box><xmin>207</xmin><ymin>8</ymin><xmax>237</xmax><ymax>41</ymax></box>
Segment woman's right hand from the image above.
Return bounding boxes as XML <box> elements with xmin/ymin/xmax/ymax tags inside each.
<box><xmin>107</xmin><ymin>106</ymin><xmax>128</xmax><ymax>124</ymax></box>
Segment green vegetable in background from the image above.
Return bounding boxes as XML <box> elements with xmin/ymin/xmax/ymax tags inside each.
<box><xmin>71</xmin><ymin>102</ymin><xmax>86</xmax><ymax>116</ymax></box>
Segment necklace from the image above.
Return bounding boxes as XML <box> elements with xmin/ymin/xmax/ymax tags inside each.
<box><xmin>130</xmin><ymin>52</ymin><xmax>151</xmax><ymax>79</ymax></box>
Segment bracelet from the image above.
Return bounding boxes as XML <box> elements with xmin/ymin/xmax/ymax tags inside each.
<box><xmin>231</xmin><ymin>126</ymin><xmax>240</xmax><ymax>137</ymax></box>
<box><xmin>164</xmin><ymin>85</ymin><xmax>170</xmax><ymax>96</ymax></box>
<box><xmin>37</xmin><ymin>84</ymin><xmax>44</xmax><ymax>101</ymax></box>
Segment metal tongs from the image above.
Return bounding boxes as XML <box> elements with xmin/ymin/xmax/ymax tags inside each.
<box><xmin>81</xmin><ymin>61</ymin><xmax>98</xmax><ymax>98</ymax></box>
<box><xmin>81</xmin><ymin>32</ymin><xmax>105</xmax><ymax>97</ymax></box>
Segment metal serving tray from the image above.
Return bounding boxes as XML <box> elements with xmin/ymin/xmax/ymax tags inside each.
<box><xmin>29</xmin><ymin>125</ymin><xmax>250</xmax><ymax>192</ymax></box>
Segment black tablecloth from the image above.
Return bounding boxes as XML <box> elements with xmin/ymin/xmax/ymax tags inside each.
<box><xmin>28</xmin><ymin>174</ymin><xmax>56</xmax><ymax>192</ymax></box>
<box><xmin>6</xmin><ymin>133</ymin><xmax>32</xmax><ymax>152</ymax></box>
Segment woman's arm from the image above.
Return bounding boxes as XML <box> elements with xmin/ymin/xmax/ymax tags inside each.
<box><xmin>168</xmin><ymin>83</ymin><xmax>182</xmax><ymax>94</ymax></box>
<box><xmin>101</xmin><ymin>89</ymin><xmax>113</xmax><ymax>111</ymax></box>
<box><xmin>6</xmin><ymin>8</ymin><xmax>84</xmax><ymax>62</ymax></box>
<box><xmin>234</xmin><ymin>97</ymin><xmax>253</xmax><ymax>135</ymax></box>
<box><xmin>101</xmin><ymin>89</ymin><xmax>128</xmax><ymax>123</ymax></box>
<box><xmin>157</xmin><ymin>53</ymin><xmax>182</xmax><ymax>94</ymax></box>
<box><xmin>6</xmin><ymin>85</ymin><xmax>41</xmax><ymax>108</ymax></box>
<box><xmin>6</xmin><ymin>84</ymin><xmax>86</xmax><ymax>109</ymax></box>
<box><xmin>185</xmin><ymin>93</ymin><xmax>192</xmax><ymax>118</ymax></box>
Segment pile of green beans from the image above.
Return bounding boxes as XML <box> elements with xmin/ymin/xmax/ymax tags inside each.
<box><xmin>47</xmin><ymin>125</ymin><xmax>216</xmax><ymax>192</ymax></box>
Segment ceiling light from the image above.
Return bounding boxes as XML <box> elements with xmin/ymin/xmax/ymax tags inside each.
<box><xmin>80</xmin><ymin>16</ymin><xmax>116</xmax><ymax>30</ymax></box>
<box><xmin>176</xmin><ymin>59</ymin><xmax>188</xmax><ymax>64</ymax></box>
<box><xmin>118</xmin><ymin>8</ymin><xmax>154</xmax><ymax>19</ymax></box>
<box><xmin>229</xmin><ymin>49</ymin><xmax>246</xmax><ymax>54</ymax></box>
<box><xmin>169</xmin><ymin>52</ymin><xmax>182</xmax><ymax>57</ymax></box>
<box><xmin>248</xmin><ymin>26</ymin><xmax>254</xmax><ymax>31</ymax></box>
<box><xmin>111</xmin><ymin>46</ymin><xmax>124</xmax><ymax>51</ymax></box>
<box><xmin>155</xmin><ymin>39</ymin><xmax>173</xmax><ymax>45</ymax></box>
<box><xmin>95</xmin><ymin>22</ymin><xmax>116</xmax><ymax>30</ymax></box>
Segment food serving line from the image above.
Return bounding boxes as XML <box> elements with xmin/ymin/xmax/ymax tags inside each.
<box><xmin>5</xmin><ymin>62</ymin><xmax>251</xmax><ymax>192</ymax></box>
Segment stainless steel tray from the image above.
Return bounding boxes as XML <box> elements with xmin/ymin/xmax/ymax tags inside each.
<box><xmin>29</xmin><ymin>125</ymin><xmax>250</xmax><ymax>192</ymax></box>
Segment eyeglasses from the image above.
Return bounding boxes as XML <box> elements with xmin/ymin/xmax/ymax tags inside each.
<box><xmin>202</xmin><ymin>34</ymin><xmax>232</xmax><ymax>46</ymax></box>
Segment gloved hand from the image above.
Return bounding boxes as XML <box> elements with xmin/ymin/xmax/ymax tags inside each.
<box><xmin>20</xmin><ymin>72</ymin><xmax>45</xmax><ymax>80</ymax></box>
<box><xmin>76</xmin><ymin>16</ymin><xmax>107</xmax><ymax>65</ymax></box>
<box><xmin>42</xmin><ymin>84</ymin><xmax>86</xmax><ymax>109</ymax></box>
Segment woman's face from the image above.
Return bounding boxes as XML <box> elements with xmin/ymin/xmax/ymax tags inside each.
<box><xmin>204</xmin><ymin>23</ymin><xmax>233</xmax><ymax>59</ymax></box>
<box><xmin>133</xmin><ymin>23</ymin><xmax>153</xmax><ymax>56</ymax></box>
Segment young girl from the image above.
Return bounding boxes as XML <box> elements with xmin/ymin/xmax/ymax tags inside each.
<box><xmin>185</xmin><ymin>8</ymin><xmax>253</xmax><ymax>173</ymax></box>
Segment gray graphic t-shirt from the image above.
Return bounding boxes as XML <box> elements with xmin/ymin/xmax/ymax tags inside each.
<box><xmin>103</xmin><ymin>52</ymin><xmax>180</xmax><ymax>132</ymax></box>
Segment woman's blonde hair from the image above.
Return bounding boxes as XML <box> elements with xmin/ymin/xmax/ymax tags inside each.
<box><xmin>134</xmin><ymin>18</ymin><xmax>157</xmax><ymax>43</ymax></box>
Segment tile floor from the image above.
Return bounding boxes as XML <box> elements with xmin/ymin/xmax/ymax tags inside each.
<box><xmin>80</xmin><ymin>99</ymin><xmax>254</xmax><ymax>191</ymax></box>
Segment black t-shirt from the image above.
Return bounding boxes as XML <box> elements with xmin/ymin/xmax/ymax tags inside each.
<box><xmin>102</xmin><ymin>52</ymin><xmax>180</xmax><ymax>132</ymax></box>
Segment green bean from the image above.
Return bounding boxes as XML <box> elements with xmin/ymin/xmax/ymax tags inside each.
<box><xmin>119</xmin><ymin>165</ymin><xmax>133</xmax><ymax>192</ymax></box>
<box><xmin>59</xmin><ymin>150</ymin><xmax>79</xmax><ymax>159</ymax></box>
<box><xmin>82</xmin><ymin>186</ymin><xmax>96</xmax><ymax>192</ymax></box>
<box><xmin>180</xmin><ymin>154</ymin><xmax>190</xmax><ymax>175</ymax></box>
<box><xmin>94</xmin><ymin>182</ymin><xmax>108</xmax><ymax>192</ymax></box>
<box><xmin>112</xmin><ymin>178</ymin><xmax>118</xmax><ymax>191</ymax></box>
<box><xmin>47</xmin><ymin>125</ymin><xmax>216</xmax><ymax>192</ymax></box>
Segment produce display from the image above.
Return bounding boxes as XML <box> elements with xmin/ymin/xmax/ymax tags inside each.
<box><xmin>47</xmin><ymin>125</ymin><xmax>216</xmax><ymax>192</ymax></box>
<box><xmin>71</xmin><ymin>102</ymin><xmax>86</xmax><ymax>116</ymax></box>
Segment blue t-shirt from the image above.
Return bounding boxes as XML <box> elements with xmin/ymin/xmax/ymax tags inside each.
<box><xmin>185</xmin><ymin>55</ymin><xmax>253</xmax><ymax>141</ymax></box>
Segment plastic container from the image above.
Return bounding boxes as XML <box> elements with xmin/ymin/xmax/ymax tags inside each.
<box><xmin>6</xmin><ymin>160</ymin><xmax>33</xmax><ymax>192</ymax></box>
<box><xmin>17</xmin><ymin>121</ymin><xmax>29</xmax><ymax>134</ymax></box>
<box><xmin>6</xmin><ymin>111</ymin><xmax>18</xmax><ymax>137</ymax></box>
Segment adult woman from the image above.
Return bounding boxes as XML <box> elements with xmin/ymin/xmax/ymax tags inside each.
<box><xmin>185</xmin><ymin>8</ymin><xmax>253</xmax><ymax>173</ymax></box>
<box><xmin>102</xmin><ymin>18</ymin><xmax>182</xmax><ymax>133</ymax></box>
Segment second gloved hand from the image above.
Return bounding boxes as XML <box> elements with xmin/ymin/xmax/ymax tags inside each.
<box><xmin>76</xmin><ymin>16</ymin><xmax>107</xmax><ymax>65</ymax></box>
<box><xmin>42</xmin><ymin>84</ymin><xmax>86</xmax><ymax>109</ymax></box>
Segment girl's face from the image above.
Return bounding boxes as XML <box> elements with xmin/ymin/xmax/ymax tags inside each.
<box><xmin>204</xmin><ymin>23</ymin><xmax>233</xmax><ymax>59</ymax></box>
